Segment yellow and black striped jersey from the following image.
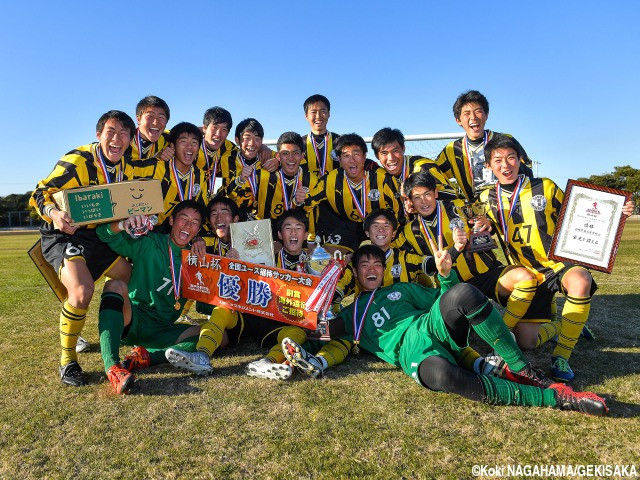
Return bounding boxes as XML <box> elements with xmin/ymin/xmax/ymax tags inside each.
<box><xmin>30</xmin><ymin>143</ymin><xmax>131</xmax><ymax>229</ymax></box>
<box><xmin>336</xmin><ymin>247</ymin><xmax>435</xmax><ymax>300</ymax></box>
<box><xmin>216</xmin><ymin>149</ymin><xmax>277</xmax><ymax>198</ymax></box>
<box><xmin>480</xmin><ymin>176</ymin><xmax>565</xmax><ymax>276</ymax></box>
<box><xmin>128</xmin><ymin>129</ymin><xmax>171</xmax><ymax>161</ymax></box>
<box><xmin>229</xmin><ymin>167</ymin><xmax>319</xmax><ymax>227</ymax></box>
<box><xmin>393</xmin><ymin>199</ymin><xmax>502</xmax><ymax>281</ymax></box>
<box><xmin>128</xmin><ymin>159</ymin><xmax>208</xmax><ymax>227</ymax></box>
<box><xmin>275</xmin><ymin>248</ymin><xmax>308</xmax><ymax>272</ymax></box>
<box><xmin>202</xmin><ymin>234</ymin><xmax>232</xmax><ymax>257</ymax></box>
<box><xmin>302</xmin><ymin>132</ymin><xmax>341</xmax><ymax>176</ymax></box>
<box><xmin>196</xmin><ymin>139</ymin><xmax>238</xmax><ymax>197</ymax></box>
<box><xmin>433</xmin><ymin>130</ymin><xmax>533</xmax><ymax>202</ymax></box>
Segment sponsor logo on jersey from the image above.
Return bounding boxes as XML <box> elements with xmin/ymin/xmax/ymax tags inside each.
<box><xmin>391</xmin><ymin>263</ymin><xmax>402</xmax><ymax>278</ymax></box>
<box><xmin>530</xmin><ymin>195</ymin><xmax>546</xmax><ymax>211</ymax></box>
<box><xmin>387</xmin><ymin>291</ymin><xmax>402</xmax><ymax>301</ymax></box>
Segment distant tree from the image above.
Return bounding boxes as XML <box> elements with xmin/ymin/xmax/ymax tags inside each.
<box><xmin>0</xmin><ymin>192</ymin><xmax>34</xmax><ymax>226</ymax></box>
<box><xmin>578</xmin><ymin>165</ymin><xmax>639</xmax><ymax>212</ymax></box>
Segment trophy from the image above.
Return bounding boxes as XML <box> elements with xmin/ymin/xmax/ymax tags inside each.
<box><xmin>459</xmin><ymin>199</ymin><xmax>497</xmax><ymax>253</ymax></box>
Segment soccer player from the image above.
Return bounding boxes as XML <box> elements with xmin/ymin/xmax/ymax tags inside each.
<box><xmin>301</xmin><ymin>94</ymin><xmax>341</xmax><ymax>176</ymax></box>
<box><xmin>96</xmin><ymin>200</ymin><xmax>209</xmax><ymax>394</ymax></box>
<box><xmin>130</xmin><ymin>95</ymin><xmax>173</xmax><ymax>161</ymax></box>
<box><xmin>230</xmin><ymin>131</ymin><xmax>318</xmax><ymax>238</ymax></box>
<box><xmin>432</xmin><ymin>90</ymin><xmax>533</xmax><ymax>202</ymax></box>
<box><xmin>479</xmin><ymin>134</ymin><xmax>635</xmax><ymax>381</ymax></box>
<box><xmin>130</xmin><ymin>122</ymin><xmax>209</xmax><ymax>231</ymax></box>
<box><xmin>396</xmin><ymin>171</ymin><xmax>549</xmax><ymax>351</ymax></box>
<box><xmin>306</xmin><ymin>133</ymin><xmax>400</xmax><ymax>253</ymax></box>
<box><xmin>30</xmin><ymin>110</ymin><xmax>136</xmax><ymax>387</ymax></box>
<box><xmin>283</xmin><ymin>244</ymin><xmax>608</xmax><ymax>416</ymax></box>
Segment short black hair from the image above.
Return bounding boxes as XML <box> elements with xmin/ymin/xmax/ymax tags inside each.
<box><xmin>172</xmin><ymin>199</ymin><xmax>206</xmax><ymax>226</ymax></box>
<box><xmin>276</xmin><ymin>131</ymin><xmax>305</xmax><ymax>153</ymax></box>
<box><xmin>484</xmin><ymin>134</ymin><xmax>523</xmax><ymax>164</ymax></box>
<box><xmin>235</xmin><ymin>118</ymin><xmax>264</xmax><ymax>141</ymax></box>
<box><xmin>303</xmin><ymin>94</ymin><xmax>330</xmax><ymax>114</ymax></box>
<box><xmin>96</xmin><ymin>110</ymin><xmax>136</xmax><ymax>138</ymax></box>
<box><xmin>276</xmin><ymin>207</ymin><xmax>309</xmax><ymax>232</ymax></box>
<box><xmin>364</xmin><ymin>209</ymin><xmax>398</xmax><ymax>232</ymax></box>
<box><xmin>453</xmin><ymin>90</ymin><xmax>489</xmax><ymax>121</ymax></box>
<box><xmin>207</xmin><ymin>195</ymin><xmax>239</xmax><ymax>219</ymax></box>
<box><xmin>203</xmin><ymin>107</ymin><xmax>233</xmax><ymax>130</ymax></box>
<box><xmin>136</xmin><ymin>95</ymin><xmax>170</xmax><ymax>120</ymax></box>
<box><xmin>168</xmin><ymin>122</ymin><xmax>203</xmax><ymax>144</ymax></box>
<box><xmin>352</xmin><ymin>244</ymin><xmax>386</xmax><ymax>269</ymax></box>
<box><xmin>334</xmin><ymin>133</ymin><xmax>367</xmax><ymax>157</ymax></box>
<box><xmin>402</xmin><ymin>171</ymin><xmax>438</xmax><ymax>199</ymax></box>
<box><xmin>371</xmin><ymin>128</ymin><xmax>404</xmax><ymax>157</ymax></box>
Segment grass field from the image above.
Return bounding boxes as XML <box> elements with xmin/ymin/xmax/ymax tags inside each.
<box><xmin>0</xmin><ymin>222</ymin><xmax>639</xmax><ymax>479</ymax></box>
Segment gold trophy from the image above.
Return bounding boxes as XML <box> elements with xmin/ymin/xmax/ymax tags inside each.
<box><xmin>459</xmin><ymin>199</ymin><xmax>497</xmax><ymax>253</ymax></box>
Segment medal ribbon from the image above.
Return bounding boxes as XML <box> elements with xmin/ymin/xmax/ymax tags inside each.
<box><xmin>495</xmin><ymin>175</ymin><xmax>525</xmax><ymax>245</ymax></box>
<box><xmin>202</xmin><ymin>139</ymin><xmax>219</xmax><ymax>194</ymax></box>
<box><xmin>278</xmin><ymin>168</ymin><xmax>299</xmax><ymax>211</ymax></box>
<box><xmin>401</xmin><ymin>156</ymin><xmax>410</xmax><ymax>184</ymax></box>
<box><xmin>310</xmin><ymin>132</ymin><xmax>329</xmax><ymax>176</ymax></box>
<box><xmin>353</xmin><ymin>289</ymin><xmax>377</xmax><ymax>346</ymax></box>
<box><xmin>239</xmin><ymin>154</ymin><xmax>258</xmax><ymax>198</ymax></box>
<box><xmin>135</xmin><ymin>129</ymin><xmax>155</xmax><ymax>159</ymax></box>
<box><xmin>346</xmin><ymin>173</ymin><xmax>368</xmax><ymax>220</ymax></box>
<box><xmin>96</xmin><ymin>146</ymin><xmax>123</xmax><ymax>184</ymax></box>
<box><xmin>463</xmin><ymin>130</ymin><xmax>488</xmax><ymax>186</ymax></box>
<box><xmin>170</xmin><ymin>160</ymin><xmax>194</xmax><ymax>201</ymax></box>
<box><xmin>419</xmin><ymin>201</ymin><xmax>442</xmax><ymax>247</ymax></box>
<box><xmin>168</xmin><ymin>240</ymin><xmax>182</xmax><ymax>305</ymax></box>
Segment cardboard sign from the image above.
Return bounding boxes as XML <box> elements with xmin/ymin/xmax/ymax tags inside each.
<box><xmin>181</xmin><ymin>251</ymin><xmax>319</xmax><ymax>330</ymax></box>
<box><xmin>27</xmin><ymin>240</ymin><xmax>67</xmax><ymax>302</ymax></box>
<box><xmin>52</xmin><ymin>179</ymin><xmax>164</xmax><ymax>226</ymax></box>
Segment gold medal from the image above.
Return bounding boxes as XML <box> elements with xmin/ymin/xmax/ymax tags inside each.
<box><xmin>174</xmin><ymin>301</ymin><xmax>181</xmax><ymax>310</ymax></box>
<box><xmin>352</xmin><ymin>342</ymin><xmax>360</xmax><ymax>355</ymax></box>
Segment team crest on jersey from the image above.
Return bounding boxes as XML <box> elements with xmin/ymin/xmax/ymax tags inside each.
<box><xmin>368</xmin><ymin>189</ymin><xmax>380</xmax><ymax>201</ymax></box>
<box><xmin>449</xmin><ymin>218</ymin><xmax>465</xmax><ymax>230</ymax></box>
<box><xmin>391</xmin><ymin>263</ymin><xmax>402</xmax><ymax>278</ymax></box>
<box><xmin>193</xmin><ymin>184</ymin><xmax>201</xmax><ymax>196</ymax></box>
<box><xmin>330</xmin><ymin>150</ymin><xmax>338</xmax><ymax>161</ymax></box>
<box><xmin>387</xmin><ymin>291</ymin><xmax>402</xmax><ymax>301</ymax></box>
<box><xmin>530</xmin><ymin>195</ymin><xmax>547</xmax><ymax>211</ymax></box>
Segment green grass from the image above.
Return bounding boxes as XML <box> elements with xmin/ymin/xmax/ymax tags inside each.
<box><xmin>1</xmin><ymin>223</ymin><xmax>639</xmax><ymax>479</ymax></box>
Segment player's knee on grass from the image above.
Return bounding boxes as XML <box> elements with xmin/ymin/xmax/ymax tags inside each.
<box><xmin>512</xmin><ymin>322</ymin><xmax>541</xmax><ymax>350</ymax></box>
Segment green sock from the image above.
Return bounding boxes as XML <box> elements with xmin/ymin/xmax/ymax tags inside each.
<box><xmin>147</xmin><ymin>337</ymin><xmax>199</xmax><ymax>366</ymax></box>
<box><xmin>470</xmin><ymin>301</ymin><xmax>527</xmax><ymax>372</ymax></box>
<box><xmin>479</xmin><ymin>375</ymin><xmax>556</xmax><ymax>407</ymax></box>
<box><xmin>98</xmin><ymin>292</ymin><xmax>125</xmax><ymax>372</ymax></box>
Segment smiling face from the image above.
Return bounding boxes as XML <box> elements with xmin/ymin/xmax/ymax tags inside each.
<box><xmin>355</xmin><ymin>254</ymin><xmax>385</xmax><ymax>291</ymax></box>
<box><xmin>137</xmin><ymin>106</ymin><xmax>168</xmax><ymax>143</ymax></box>
<box><xmin>455</xmin><ymin>102</ymin><xmax>488</xmax><ymax>141</ymax></box>
<box><xmin>169</xmin><ymin>208</ymin><xmax>202</xmax><ymax>247</ymax></box>
<box><xmin>365</xmin><ymin>215</ymin><xmax>396</xmax><ymax>249</ymax></box>
<box><xmin>408</xmin><ymin>186</ymin><xmax>438</xmax><ymax>217</ymax></box>
<box><xmin>236</xmin><ymin>131</ymin><xmax>263</xmax><ymax>161</ymax></box>
<box><xmin>278</xmin><ymin>216</ymin><xmax>306</xmax><ymax>255</ymax></box>
<box><xmin>97</xmin><ymin>119</ymin><xmax>132</xmax><ymax>163</ymax></box>
<box><xmin>305</xmin><ymin>101</ymin><xmax>330</xmax><ymax>135</ymax></box>
<box><xmin>277</xmin><ymin>143</ymin><xmax>303</xmax><ymax>177</ymax></box>
<box><xmin>174</xmin><ymin>132</ymin><xmax>200</xmax><ymax>173</ymax></box>
<box><xmin>203</xmin><ymin>122</ymin><xmax>230</xmax><ymax>151</ymax></box>
<box><xmin>486</xmin><ymin>147</ymin><xmax>521</xmax><ymax>185</ymax></box>
<box><xmin>377</xmin><ymin>140</ymin><xmax>406</xmax><ymax>177</ymax></box>
<box><xmin>339</xmin><ymin>145</ymin><xmax>366</xmax><ymax>182</ymax></box>
<box><xmin>209</xmin><ymin>202</ymin><xmax>239</xmax><ymax>243</ymax></box>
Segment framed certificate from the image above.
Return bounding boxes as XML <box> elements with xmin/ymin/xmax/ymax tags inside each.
<box><xmin>230</xmin><ymin>219</ymin><xmax>275</xmax><ymax>266</ymax></box>
<box><xmin>549</xmin><ymin>180</ymin><xmax>631</xmax><ymax>273</ymax></box>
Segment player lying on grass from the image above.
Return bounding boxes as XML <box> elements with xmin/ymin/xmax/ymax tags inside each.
<box><xmin>283</xmin><ymin>243</ymin><xmax>608</xmax><ymax>416</ymax></box>
<box><xmin>96</xmin><ymin>200</ymin><xmax>208</xmax><ymax>394</ymax></box>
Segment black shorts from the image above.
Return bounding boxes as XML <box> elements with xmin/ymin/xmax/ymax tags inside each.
<box><xmin>40</xmin><ymin>227</ymin><xmax>120</xmax><ymax>281</ymax></box>
<box><xmin>314</xmin><ymin>203</ymin><xmax>366</xmax><ymax>253</ymax></box>
<box><xmin>466</xmin><ymin>266</ymin><xmax>507</xmax><ymax>303</ymax></box>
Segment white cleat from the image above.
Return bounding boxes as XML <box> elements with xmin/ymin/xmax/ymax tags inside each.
<box><xmin>281</xmin><ymin>337</ymin><xmax>324</xmax><ymax>379</ymax></box>
<box><xmin>165</xmin><ymin>348</ymin><xmax>212</xmax><ymax>375</ymax></box>
<box><xmin>76</xmin><ymin>336</ymin><xmax>90</xmax><ymax>353</ymax></box>
<box><xmin>245</xmin><ymin>357</ymin><xmax>293</xmax><ymax>380</ymax></box>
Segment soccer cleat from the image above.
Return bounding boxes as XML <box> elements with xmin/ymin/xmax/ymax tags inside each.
<box><xmin>59</xmin><ymin>361</ymin><xmax>88</xmax><ymax>387</ymax></box>
<box><xmin>581</xmin><ymin>325</ymin><xmax>595</xmax><ymax>341</ymax></box>
<box><xmin>75</xmin><ymin>336</ymin><xmax>90</xmax><ymax>353</ymax></box>
<box><xmin>281</xmin><ymin>337</ymin><xmax>324</xmax><ymax>379</ymax></box>
<box><xmin>475</xmin><ymin>352</ymin><xmax>503</xmax><ymax>375</ymax></box>
<box><xmin>245</xmin><ymin>357</ymin><xmax>293</xmax><ymax>380</ymax></box>
<box><xmin>107</xmin><ymin>364</ymin><xmax>135</xmax><ymax>395</ymax></box>
<box><xmin>550</xmin><ymin>383</ymin><xmax>608</xmax><ymax>416</ymax></box>
<box><xmin>497</xmin><ymin>362</ymin><xmax>554</xmax><ymax>389</ymax></box>
<box><xmin>551</xmin><ymin>356</ymin><xmax>575</xmax><ymax>382</ymax></box>
<box><xmin>122</xmin><ymin>346</ymin><xmax>151</xmax><ymax>371</ymax></box>
<box><xmin>165</xmin><ymin>348</ymin><xmax>212</xmax><ymax>375</ymax></box>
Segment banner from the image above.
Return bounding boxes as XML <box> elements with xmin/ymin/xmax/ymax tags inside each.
<box><xmin>180</xmin><ymin>251</ymin><xmax>320</xmax><ymax>329</ymax></box>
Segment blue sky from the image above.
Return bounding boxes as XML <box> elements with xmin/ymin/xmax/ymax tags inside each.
<box><xmin>1</xmin><ymin>1</ymin><xmax>638</xmax><ymax>196</ymax></box>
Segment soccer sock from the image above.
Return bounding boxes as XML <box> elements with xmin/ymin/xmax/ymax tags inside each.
<box><xmin>478</xmin><ymin>375</ymin><xmax>556</xmax><ymax>407</ymax></box>
<box><xmin>98</xmin><ymin>292</ymin><xmax>125</xmax><ymax>372</ymax></box>
<box><xmin>458</xmin><ymin>346</ymin><xmax>482</xmax><ymax>372</ymax></box>
<box><xmin>59</xmin><ymin>301</ymin><xmax>87</xmax><ymax>366</ymax></box>
<box><xmin>502</xmin><ymin>278</ymin><xmax>537</xmax><ymax>329</ymax></box>
<box><xmin>317</xmin><ymin>339</ymin><xmax>352</xmax><ymax>368</ymax></box>
<box><xmin>536</xmin><ymin>320</ymin><xmax>561</xmax><ymax>348</ymax></box>
<box><xmin>553</xmin><ymin>295</ymin><xmax>591</xmax><ymax>360</ymax></box>
<box><xmin>469</xmin><ymin>301</ymin><xmax>527</xmax><ymax>372</ymax></box>
<box><xmin>550</xmin><ymin>296</ymin><xmax>557</xmax><ymax>320</ymax></box>
<box><xmin>266</xmin><ymin>326</ymin><xmax>307</xmax><ymax>364</ymax></box>
<box><xmin>197</xmin><ymin>307</ymin><xmax>238</xmax><ymax>357</ymax></box>
<box><xmin>148</xmin><ymin>337</ymin><xmax>199</xmax><ymax>366</ymax></box>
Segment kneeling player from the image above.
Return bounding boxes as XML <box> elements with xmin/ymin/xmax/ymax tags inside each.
<box><xmin>283</xmin><ymin>244</ymin><xmax>608</xmax><ymax>416</ymax></box>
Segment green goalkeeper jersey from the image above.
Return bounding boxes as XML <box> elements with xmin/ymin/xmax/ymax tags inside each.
<box><xmin>338</xmin><ymin>272</ymin><xmax>458</xmax><ymax>367</ymax></box>
<box><xmin>96</xmin><ymin>225</ymin><xmax>189</xmax><ymax>324</ymax></box>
